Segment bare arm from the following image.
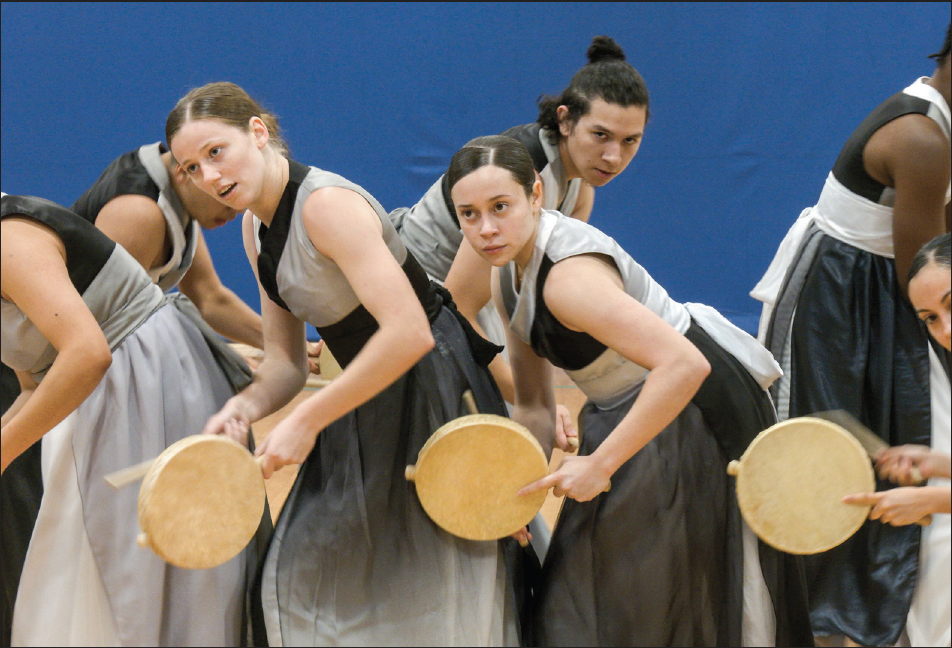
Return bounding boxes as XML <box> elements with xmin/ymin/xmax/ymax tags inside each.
<box><xmin>203</xmin><ymin>211</ymin><xmax>308</xmax><ymax>443</ymax></box>
<box><xmin>177</xmin><ymin>229</ymin><xmax>264</xmax><ymax>348</ymax></box>
<box><xmin>0</xmin><ymin>374</ymin><xmax>35</xmax><ymax>429</ymax></box>
<box><xmin>491</xmin><ymin>267</ymin><xmax>556</xmax><ymax>453</ymax></box>
<box><xmin>521</xmin><ymin>255</ymin><xmax>710</xmax><ymax>501</ymax></box>
<box><xmin>253</xmin><ymin>188</ymin><xmax>434</xmax><ymax>476</ymax></box>
<box><xmin>94</xmin><ymin>195</ymin><xmax>169</xmax><ymax>270</ymax></box>
<box><xmin>864</xmin><ymin>113</ymin><xmax>951</xmax><ymax>294</ymax></box>
<box><xmin>0</xmin><ymin>219</ymin><xmax>113</xmax><ymax>473</ymax></box>
<box><xmin>444</xmin><ymin>239</ymin><xmax>515</xmax><ymax>402</ymax></box>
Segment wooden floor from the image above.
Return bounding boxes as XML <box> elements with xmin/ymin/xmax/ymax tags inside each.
<box><xmin>251</xmin><ymin>368</ymin><xmax>588</xmax><ymax>533</ymax></box>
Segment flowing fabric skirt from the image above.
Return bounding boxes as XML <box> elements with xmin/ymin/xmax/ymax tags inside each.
<box><xmin>9</xmin><ymin>303</ymin><xmax>268</xmax><ymax>647</ymax></box>
<box><xmin>260</xmin><ymin>308</ymin><xmax>521</xmax><ymax>646</ymax></box>
<box><xmin>764</xmin><ymin>225</ymin><xmax>951</xmax><ymax>646</ymax></box>
<box><xmin>533</xmin><ymin>323</ymin><xmax>813</xmax><ymax>647</ymax></box>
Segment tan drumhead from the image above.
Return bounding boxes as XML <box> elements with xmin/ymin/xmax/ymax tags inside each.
<box><xmin>408</xmin><ymin>414</ymin><xmax>548</xmax><ymax>541</ymax></box>
<box><xmin>137</xmin><ymin>435</ymin><xmax>265</xmax><ymax>569</ymax></box>
<box><xmin>730</xmin><ymin>417</ymin><xmax>874</xmax><ymax>555</ymax></box>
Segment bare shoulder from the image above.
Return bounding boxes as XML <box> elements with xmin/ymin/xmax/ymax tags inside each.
<box><xmin>546</xmin><ymin>253</ymin><xmax>623</xmax><ymax>291</ymax></box>
<box><xmin>1</xmin><ymin>217</ymin><xmax>65</xmax><ymax>258</ymax></box>
<box><xmin>301</xmin><ymin>186</ymin><xmax>383</xmax><ymax>257</ymax></box>
<box><xmin>98</xmin><ymin>194</ymin><xmax>165</xmax><ymax>231</ymax></box>
<box><xmin>866</xmin><ymin>113</ymin><xmax>951</xmax><ymax>186</ymax></box>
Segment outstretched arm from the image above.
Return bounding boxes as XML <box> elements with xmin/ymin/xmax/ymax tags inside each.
<box><xmin>203</xmin><ymin>211</ymin><xmax>308</xmax><ymax>446</ymax></box>
<box><xmin>445</xmin><ymin>239</ymin><xmax>515</xmax><ymax>402</ymax></box>
<box><xmin>1</xmin><ymin>218</ymin><xmax>113</xmax><ymax>473</ymax></box>
<box><xmin>491</xmin><ymin>267</ymin><xmax>558</xmax><ymax>454</ymax></box>
<box><xmin>177</xmin><ymin>229</ymin><xmax>264</xmax><ymax>348</ymax></box>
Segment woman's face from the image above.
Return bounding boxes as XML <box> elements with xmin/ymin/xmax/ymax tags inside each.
<box><xmin>169</xmin><ymin>117</ymin><xmax>269</xmax><ymax>212</ymax></box>
<box><xmin>452</xmin><ymin>164</ymin><xmax>542</xmax><ymax>268</ymax></box>
<box><xmin>175</xmin><ymin>172</ymin><xmax>241</xmax><ymax>229</ymax></box>
<box><xmin>559</xmin><ymin>98</ymin><xmax>646</xmax><ymax>187</ymax></box>
<box><xmin>909</xmin><ymin>262</ymin><xmax>951</xmax><ymax>351</ymax></box>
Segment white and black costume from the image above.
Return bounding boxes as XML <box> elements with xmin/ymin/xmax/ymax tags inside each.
<box><xmin>1</xmin><ymin>195</ymin><xmax>264</xmax><ymax>646</ymax></box>
<box><xmin>501</xmin><ymin>210</ymin><xmax>813</xmax><ymax>646</ymax></box>
<box><xmin>752</xmin><ymin>77</ymin><xmax>951</xmax><ymax>647</ymax></box>
<box><xmin>252</xmin><ymin>160</ymin><xmax>524</xmax><ymax>646</ymax></box>
<box><xmin>70</xmin><ymin>142</ymin><xmax>199</xmax><ymax>291</ymax></box>
<box><xmin>391</xmin><ymin>123</ymin><xmax>582</xmax><ymax>349</ymax></box>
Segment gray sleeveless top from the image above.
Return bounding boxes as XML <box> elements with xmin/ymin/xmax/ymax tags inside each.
<box><xmin>137</xmin><ymin>144</ymin><xmax>200</xmax><ymax>291</ymax></box>
<box><xmin>392</xmin><ymin>124</ymin><xmax>582</xmax><ymax>282</ymax></box>
<box><xmin>70</xmin><ymin>142</ymin><xmax>199</xmax><ymax>292</ymax></box>
<box><xmin>253</xmin><ymin>160</ymin><xmax>412</xmax><ymax>328</ymax></box>
<box><xmin>1</xmin><ymin>194</ymin><xmax>164</xmax><ymax>382</ymax></box>
<box><xmin>500</xmin><ymin>210</ymin><xmax>690</xmax><ymax>408</ymax></box>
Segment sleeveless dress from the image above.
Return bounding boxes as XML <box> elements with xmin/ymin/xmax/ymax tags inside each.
<box><xmin>751</xmin><ymin>77</ymin><xmax>952</xmax><ymax>647</ymax></box>
<box><xmin>502</xmin><ymin>210</ymin><xmax>813</xmax><ymax>647</ymax></box>
<box><xmin>391</xmin><ymin>123</ymin><xmax>582</xmax><ymax>350</ymax></box>
<box><xmin>251</xmin><ymin>160</ymin><xmax>522</xmax><ymax>646</ymax></box>
<box><xmin>1</xmin><ymin>194</ymin><xmax>262</xmax><ymax>646</ymax></box>
<box><xmin>70</xmin><ymin>142</ymin><xmax>199</xmax><ymax>291</ymax></box>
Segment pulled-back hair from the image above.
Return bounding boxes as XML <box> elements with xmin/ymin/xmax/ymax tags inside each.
<box><xmin>165</xmin><ymin>82</ymin><xmax>288</xmax><ymax>155</ymax></box>
<box><xmin>928</xmin><ymin>23</ymin><xmax>951</xmax><ymax>64</ymax></box>
<box><xmin>908</xmin><ymin>233</ymin><xmax>952</xmax><ymax>283</ymax></box>
<box><xmin>537</xmin><ymin>36</ymin><xmax>649</xmax><ymax>142</ymax></box>
<box><xmin>446</xmin><ymin>136</ymin><xmax>536</xmax><ymax>202</ymax></box>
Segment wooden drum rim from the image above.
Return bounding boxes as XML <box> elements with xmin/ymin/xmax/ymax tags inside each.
<box><xmin>137</xmin><ymin>435</ymin><xmax>265</xmax><ymax>569</ymax></box>
<box><xmin>408</xmin><ymin>413</ymin><xmax>549</xmax><ymax>541</ymax></box>
<box><xmin>729</xmin><ymin>416</ymin><xmax>875</xmax><ymax>555</ymax></box>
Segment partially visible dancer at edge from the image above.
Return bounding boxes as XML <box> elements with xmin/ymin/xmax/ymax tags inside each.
<box><xmin>167</xmin><ymin>82</ymin><xmax>523</xmax><ymax>646</ymax></box>
<box><xmin>1</xmin><ymin>137</ymin><xmax>294</xmax><ymax>646</ymax></box>
<box><xmin>447</xmin><ymin>135</ymin><xmax>814</xmax><ymax>647</ymax></box>
<box><xmin>1</xmin><ymin>193</ymin><xmax>265</xmax><ymax>646</ymax></box>
<box><xmin>844</xmin><ymin>233</ymin><xmax>951</xmax><ymax>647</ymax></box>
<box><xmin>392</xmin><ymin>35</ymin><xmax>647</xmax><ymax>406</ymax></box>
<box><xmin>751</xmin><ymin>25</ymin><xmax>952</xmax><ymax>648</ymax></box>
<box><xmin>69</xmin><ymin>141</ymin><xmax>324</xmax><ymax>371</ymax></box>
<box><xmin>70</xmin><ymin>141</ymin><xmax>263</xmax><ymax>350</ymax></box>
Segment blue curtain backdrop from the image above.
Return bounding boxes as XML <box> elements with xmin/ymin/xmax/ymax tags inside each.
<box><xmin>2</xmin><ymin>2</ymin><xmax>947</xmax><ymax>336</ymax></box>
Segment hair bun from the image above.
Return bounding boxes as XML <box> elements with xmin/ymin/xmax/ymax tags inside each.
<box><xmin>586</xmin><ymin>35</ymin><xmax>626</xmax><ymax>64</ymax></box>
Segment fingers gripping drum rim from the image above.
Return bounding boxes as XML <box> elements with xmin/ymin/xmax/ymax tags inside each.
<box><xmin>137</xmin><ymin>435</ymin><xmax>266</xmax><ymax>569</ymax></box>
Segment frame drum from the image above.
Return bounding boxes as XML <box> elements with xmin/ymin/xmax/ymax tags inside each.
<box><xmin>728</xmin><ymin>416</ymin><xmax>875</xmax><ymax>555</ymax></box>
<box><xmin>406</xmin><ymin>413</ymin><xmax>549</xmax><ymax>541</ymax></box>
<box><xmin>137</xmin><ymin>435</ymin><xmax>265</xmax><ymax>569</ymax></box>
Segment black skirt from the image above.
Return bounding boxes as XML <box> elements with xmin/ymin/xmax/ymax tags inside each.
<box><xmin>532</xmin><ymin>322</ymin><xmax>813</xmax><ymax>647</ymax></box>
<box><xmin>258</xmin><ymin>307</ymin><xmax>526</xmax><ymax>646</ymax></box>
<box><xmin>764</xmin><ymin>225</ymin><xmax>951</xmax><ymax>646</ymax></box>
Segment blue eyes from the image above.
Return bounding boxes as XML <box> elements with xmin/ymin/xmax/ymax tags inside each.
<box><xmin>184</xmin><ymin>146</ymin><xmax>223</xmax><ymax>175</ymax></box>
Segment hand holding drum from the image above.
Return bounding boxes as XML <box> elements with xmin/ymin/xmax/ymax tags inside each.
<box><xmin>405</xmin><ymin>391</ymin><xmax>607</xmax><ymax>544</ymax></box>
<box><xmin>104</xmin><ymin>435</ymin><xmax>266</xmax><ymax>570</ymax></box>
<box><xmin>728</xmin><ymin>415</ymin><xmax>931</xmax><ymax>556</ymax></box>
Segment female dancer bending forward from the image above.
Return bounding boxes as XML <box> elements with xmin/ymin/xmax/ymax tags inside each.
<box><xmin>1</xmin><ymin>193</ymin><xmax>262</xmax><ymax>646</ymax></box>
<box><xmin>446</xmin><ymin>136</ymin><xmax>814</xmax><ymax>646</ymax></box>
<box><xmin>167</xmin><ymin>82</ymin><xmax>522</xmax><ymax>646</ymax></box>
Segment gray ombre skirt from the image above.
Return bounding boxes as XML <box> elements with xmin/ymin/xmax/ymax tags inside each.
<box><xmin>260</xmin><ymin>308</ymin><xmax>522</xmax><ymax>646</ymax></box>
<box><xmin>10</xmin><ymin>301</ymin><xmax>267</xmax><ymax>647</ymax></box>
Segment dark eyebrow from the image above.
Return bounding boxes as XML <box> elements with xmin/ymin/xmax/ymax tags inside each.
<box><xmin>455</xmin><ymin>194</ymin><xmax>512</xmax><ymax>209</ymax></box>
<box><xmin>589</xmin><ymin>123</ymin><xmax>643</xmax><ymax>139</ymax></box>
<box><xmin>917</xmin><ymin>290</ymin><xmax>951</xmax><ymax>314</ymax></box>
